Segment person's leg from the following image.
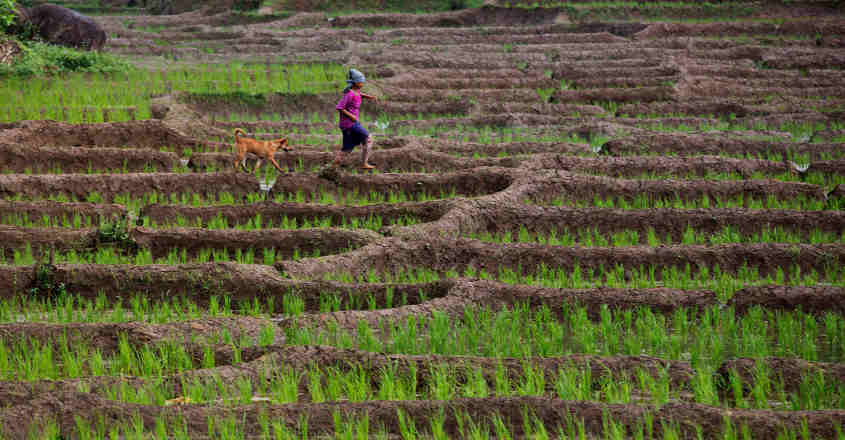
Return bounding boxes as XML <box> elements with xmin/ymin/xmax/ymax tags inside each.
<box><xmin>333</xmin><ymin>129</ymin><xmax>355</xmax><ymax>166</ymax></box>
<box><xmin>350</xmin><ymin>124</ymin><xmax>374</xmax><ymax>169</ymax></box>
<box><xmin>361</xmin><ymin>135</ymin><xmax>374</xmax><ymax>169</ymax></box>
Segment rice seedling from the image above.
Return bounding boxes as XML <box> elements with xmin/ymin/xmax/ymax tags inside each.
<box><xmin>322</xmin><ymin>260</ymin><xmax>845</xmax><ymax>301</ymax></box>
<box><xmin>467</xmin><ymin>225</ymin><xmax>845</xmax><ymax>247</ymax></box>
<box><xmin>536</xmin><ymin>192</ymin><xmax>843</xmax><ymax>211</ymax></box>
<box><xmin>287</xmin><ymin>302</ymin><xmax>845</xmax><ymax>367</ymax></box>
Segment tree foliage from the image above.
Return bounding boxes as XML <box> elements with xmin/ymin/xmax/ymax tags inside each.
<box><xmin>0</xmin><ymin>0</ymin><xmax>18</xmax><ymax>34</ymax></box>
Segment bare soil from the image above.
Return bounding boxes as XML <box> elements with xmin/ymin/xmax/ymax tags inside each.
<box><xmin>0</xmin><ymin>144</ymin><xmax>178</xmax><ymax>173</ymax></box>
<box><xmin>2</xmin><ymin>393</ymin><xmax>843</xmax><ymax>440</ymax></box>
<box><xmin>718</xmin><ymin>357</ymin><xmax>845</xmax><ymax>395</ymax></box>
<box><xmin>473</xmin><ymin>205</ymin><xmax>845</xmax><ymax>244</ymax></box>
<box><xmin>552</xmin><ymin>86</ymin><xmax>676</xmax><ymax>104</ymax></box>
<box><xmin>0</xmin><ymin>315</ymin><xmax>268</xmax><ymax>354</ymax></box>
<box><xmin>330</xmin><ymin>5</ymin><xmax>566</xmax><ymax>28</ymax></box>
<box><xmin>729</xmin><ymin>284</ymin><xmax>845</xmax><ymax>315</ymax></box>
<box><xmin>521</xmin><ymin>154</ymin><xmax>795</xmax><ymax>178</ymax></box>
<box><xmin>604</xmin><ymin>133</ymin><xmax>844</xmax><ymax>159</ymax></box>
<box><xmin>0</xmin><ymin>226</ymin><xmax>98</xmax><ymax>257</ymax></box>
<box><xmin>139</xmin><ymin>199</ymin><xmax>455</xmax><ymax>229</ymax></box>
<box><xmin>0</xmin><ymin>172</ymin><xmax>259</xmax><ymax>202</ymax></box>
<box><xmin>277</xmin><ymin>237</ymin><xmax>845</xmax><ymax>283</ymax></box>
<box><xmin>0</xmin><ymin>120</ymin><xmax>198</xmax><ymax>152</ymax></box>
<box><xmin>522</xmin><ymin>172</ymin><xmax>828</xmax><ymax>206</ymax></box>
<box><xmin>0</xmin><ymin>200</ymin><xmax>126</xmax><ymax>223</ymax></box>
<box><xmin>130</xmin><ymin>226</ymin><xmax>379</xmax><ymax>259</ymax></box>
<box><xmin>190</xmin><ymin>146</ymin><xmax>518</xmax><ymax>173</ymax></box>
<box><xmin>269</xmin><ymin>168</ymin><xmax>514</xmax><ymax>201</ymax></box>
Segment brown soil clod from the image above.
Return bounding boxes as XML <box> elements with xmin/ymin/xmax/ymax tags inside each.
<box><xmin>0</xmin><ymin>120</ymin><xmax>200</xmax><ymax>153</ymax></box>
<box><xmin>717</xmin><ymin>357</ymin><xmax>845</xmax><ymax>394</ymax></box>
<box><xmin>0</xmin><ymin>200</ymin><xmax>126</xmax><ymax>224</ymax></box>
<box><xmin>269</xmin><ymin>167</ymin><xmax>514</xmax><ymax>201</ymax></box>
<box><xmin>472</xmin><ymin>205</ymin><xmax>845</xmax><ymax>244</ymax></box>
<box><xmin>729</xmin><ymin>285</ymin><xmax>845</xmax><ymax>315</ymax></box>
<box><xmin>2</xmin><ymin>393</ymin><xmax>844</xmax><ymax>440</ymax></box>
<box><xmin>139</xmin><ymin>199</ymin><xmax>455</xmax><ymax>229</ymax></box>
<box><xmin>0</xmin><ymin>144</ymin><xmax>178</xmax><ymax>173</ymax></box>
<box><xmin>130</xmin><ymin>226</ymin><xmax>380</xmax><ymax>259</ymax></box>
<box><xmin>0</xmin><ymin>172</ymin><xmax>259</xmax><ymax>202</ymax></box>
<box><xmin>278</xmin><ymin>238</ymin><xmax>845</xmax><ymax>283</ymax></box>
<box><xmin>604</xmin><ymin>132</ymin><xmax>844</xmax><ymax>159</ymax></box>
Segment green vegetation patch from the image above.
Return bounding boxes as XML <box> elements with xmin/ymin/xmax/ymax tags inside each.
<box><xmin>0</xmin><ymin>62</ymin><xmax>345</xmax><ymax>122</ymax></box>
<box><xmin>0</xmin><ymin>39</ymin><xmax>131</xmax><ymax>76</ymax></box>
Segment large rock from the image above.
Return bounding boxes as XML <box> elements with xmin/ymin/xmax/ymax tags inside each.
<box><xmin>20</xmin><ymin>4</ymin><xmax>106</xmax><ymax>51</ymax></box>
<box><xmin>0</xmin><ymin>38</ymin><xmax>21</xmax><ymax>66</ymax></box>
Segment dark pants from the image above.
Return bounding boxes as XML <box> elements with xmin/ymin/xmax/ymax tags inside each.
<box><xmin>341</xmin><ymin>122</ymin><xmax>369</xmax><ymax>152</ymax></box>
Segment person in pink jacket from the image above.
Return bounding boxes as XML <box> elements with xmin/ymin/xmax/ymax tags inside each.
<box><xmin>332</xmin><ymin>68</ymin><xmax>378</xmax><ymax>169</ymax></box>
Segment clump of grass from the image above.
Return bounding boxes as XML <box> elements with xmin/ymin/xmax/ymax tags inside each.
<box><xmin>0</xmin><ymin>39</ymin><xmax>131</xmax><ymax>76</ymax></box>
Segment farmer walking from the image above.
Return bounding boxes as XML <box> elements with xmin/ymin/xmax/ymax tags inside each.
<box><xmin>332</xmin><ymin>68</ymin><xmax>378</xmax><ymax>169</ymax></box>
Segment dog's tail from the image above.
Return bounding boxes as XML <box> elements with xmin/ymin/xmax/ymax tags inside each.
<box><xmin>233</xmin><ymin>128</ymin><xmax>246</xmax><ymax>140</ymax></box>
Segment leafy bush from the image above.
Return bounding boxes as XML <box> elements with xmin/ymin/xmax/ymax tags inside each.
<box><xmin>0</xmin><ymin>40</ymin><xmax>131</xmax><ymax>76</ymax></box>
<box><xmin>0</xmin><ymin>0</ymin><xmax>18</xmax><ymax>34</ymax></box>
<box><xmin>28</xmin><ymin>261</ymin><xmax>67</xmax><ymax>297</ymax></box>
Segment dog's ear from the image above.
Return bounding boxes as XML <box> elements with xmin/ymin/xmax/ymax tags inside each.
<box><xmin>279</xmin><ymin>138</ymin><xmax>288</xmax><ymax>145</ymax></box>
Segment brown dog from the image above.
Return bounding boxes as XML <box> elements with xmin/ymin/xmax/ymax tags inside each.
<box><xmin>232</xmin><ymin>128</ymin><xmax>293</xmax><ymax>173</ymax></box>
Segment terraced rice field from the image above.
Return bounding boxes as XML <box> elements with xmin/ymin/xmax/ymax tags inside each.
<box><xmin>1</xmin><ymin>0</ymin><xmax>845</xmax><ymax>438</ymax></box>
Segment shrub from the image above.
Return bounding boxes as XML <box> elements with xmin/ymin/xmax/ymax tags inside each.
<box><xmin>0</xmin><ymin>0</ymin><xmax>19</xmax><ymax>35</ymax></box>
<box><xmin>0</xmin><ymin>40</ymin><xmax>131</xmax><ymax>76</ymax></box>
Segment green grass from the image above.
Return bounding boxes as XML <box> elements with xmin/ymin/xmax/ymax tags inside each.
<box><xmin>95</xmin><ymin>353</ymin><xmax>843</xmax><ymax>411</ymax></box>
<box><xmin>324</xmin><ymin>261</ymin><xmax>845</xmax><ymax>301</ymax></box>
<box><xmin>534</xmin><ymin>193</ymin><xmax>844</xmax><ymax>211</ymax></box>
<box><xmin>0</xmin><ymin>39</ymin><xmax>131</xmax><ymax>77</ymax></box>
<box><xmin>0</xmin><ymin>333</ymin><xmax>203</xmax><ymax>381</ymax></box>
<box><xmin>0</xmin><ymin>287</ymin><xmax>417</xmax><ymax>324</ymax></box>
<box><xmin>619</xmin><ymin>171</ymin><xmax>845</xmax><ymax>188</ymax></box>
<box><xmin>16</xmin><ymin>410</ymin><xmax>845</xmax><ymax>440</ymax></box>
<box><xmin>289</xmin><ymin>302</ymin><xmax>845</xmax><ymax>365</ymax></box>
<box><xmin>0</xmin><ymin>243</ymin><xmax>332</xmax><ymax>266</ymax></box>
<box><xmin>152</xmin><ymin>213</ymin><xmax>422</xmax><ymax>231</ymax></box>
<box><xmin>0</xmin><ymin>63</ymin><xmax>346</xmax><ymax>123</ymax></box>
<box><xmin>3</xmin><ymin>186</ymin><xmax>461</xmax><ymax>215</ymax></box>
<box><xmin>468</xmin><ymin>225</ymin><xmax>845</xmax><ymax>247</ymax></box>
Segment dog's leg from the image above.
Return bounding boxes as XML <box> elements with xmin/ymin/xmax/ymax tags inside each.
<box><xmin>235</xmin><ymin>152</ymin><xmax>246</xmax><ymax>172</ymax></box>
<box><xmin>252</xmin><ymin>158</ymin><xmax>263</xmax><ymax>173</ymax></box>
<box><xmin>268</xmin><ymin>156</ymin><xmax>285</xmax><ymax>173</ymax></box>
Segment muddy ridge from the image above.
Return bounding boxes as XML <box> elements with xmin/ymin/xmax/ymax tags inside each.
<box><xmin>190</xmin><ymin>146</ymin><xmax>519</xmax><ymax>173</ymax></box>
<box><xmin>604</xmin><ymin>133</ymin><xmax>845</xmax><ymax>159</ymax></box>
<box><xmin>269</xmin><ymin>167</ymin><xmax>514</xmax><ymax>201</ymax></box>
<box><xmin>0</xmin><ymin>144</ymin><xmax>178</xmax><ymax>173</ymax></box>
<box><xmin>2</xmin><ymin>393</ymin><xmax>843</xmax><ymax>440</ymax></box>
<box><xmin>139</xmin><ymin>199</ymin><xmax>455</xmax><ymax>228</ymax></box>
<box><xmin>0</xmin><ymin>200</ymin><xmax>126</xmax><ymax>224</ymax></box>
<box><xmin>130</xmin><ymin>226</ymin><xmax>380</xmax><ymax>259</ymax></box>
<box><xmin>521</xmin><ymin>172</ymin><xmax>828</xmax><ymax>206</ymax></box>
<box><xmin>278</xmin><ymin>238</ymin><xmax>845</xmax><ymax>282</ymax></box>
<box><xmin>0</xmin><ymin>172</ymin><xmax>259</xmax><ymax>202</ymax></box>
<box><xmin>472</xmin><ymin>205</ymin><xmax>845</xmax><ymax>243</ymax></box>
<box><xmin>0</xmin><ymin>120</ymin><xmax>198</xmax><ymax>151</ymax></box>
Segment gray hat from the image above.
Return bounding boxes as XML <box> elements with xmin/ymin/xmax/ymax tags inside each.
<box><xmin>346</xmin><ymin>68</ymin><xmax>366</xmax><ymax>85</ymax></box>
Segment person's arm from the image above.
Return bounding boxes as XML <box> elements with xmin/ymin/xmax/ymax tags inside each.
<box><xmin>339</xmin><ymin>108</ymin><xmax>358</xmax><ymax>122</ymax></box>
<box><xmin>361</xmin><ymin>92</ymin><xmax>379</xmax><ymax>101</ymax></box>
<box><xmin>336</xmin><ymin>93</ymin><xmax>357</xmax><ymax>121</ymax></box>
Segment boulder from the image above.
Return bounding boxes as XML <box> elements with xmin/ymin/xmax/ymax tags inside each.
<box><xmin>0</xmin><ymin>38</ymin><xmax>21</xmax><ymax>66</ymax></box>
<box><xmin>20</xmin><ymin>4</ymin><xmax>106</xmax><ymax>51</ymax></box>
